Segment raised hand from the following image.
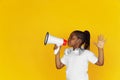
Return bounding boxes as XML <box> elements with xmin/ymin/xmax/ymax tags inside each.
<box><xmin>94</xmin><ymin>35</ymin><xmax>105</xmax><ymax>48</ymax></box>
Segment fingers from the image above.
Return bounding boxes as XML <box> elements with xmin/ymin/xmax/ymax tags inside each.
<box><xmin>97</xmin><ymin>34</ymin><xmax>106</xmax><ymax>48</ymax></box>
<box><xmin>98</xmin><ymin>35</ymin><xmax>103</xmax><ymax>40</ymax></box>
<box><xmin>98</xmin><ymin>35</ymin><xmax>105</xmax><ymax>42</ymax></box>
<box><xmin>93</xmin><ymin>35</ymin><xmax>106</xmax><ymax>48</ymax></box>
<box><xmin>53</xmin><ymin>44</ymin><xmax>58</xmax><ymax>50</ymax></box>
<box><xmin>53</xmin><ymin>45</ymin><xmax>62</xmax><ymax>50</ymax></box>
<box><xmin>93</xmin><ymin>42</ymin><xmax>97</xmax><ymax>47</ymax></box>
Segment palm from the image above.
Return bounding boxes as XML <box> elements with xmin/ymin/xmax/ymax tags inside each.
<box><xmin>95</xmin><ymin>35</ymin><xmax>105</xmax><ymax>48</ymax></box>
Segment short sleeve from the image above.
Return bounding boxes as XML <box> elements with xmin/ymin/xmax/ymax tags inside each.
<box><xmin>87</xmin><ymin>50</ymin><xmax>98</xmax><ymax>64</ymax></box>
<box><xmin>61</xmin><ymin>55</ymin><xmax>67</xmax><ymax>65</ymax></box>
<box><xmin>60</xmin><ymin>49</ymin><xmax>68</xmax><ymax>65</ymax></box>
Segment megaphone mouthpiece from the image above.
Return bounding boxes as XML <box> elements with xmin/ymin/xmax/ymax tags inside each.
<box><xmin>63</xmin><ymin>39</ymin><xmax>67</xmax><ymax>46</ymax></box>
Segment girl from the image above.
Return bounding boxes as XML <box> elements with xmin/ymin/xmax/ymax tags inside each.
<box><xmin>54</xmin><ymin>30</ymin><xmax>105</xmax><ymax>80</ymax></box>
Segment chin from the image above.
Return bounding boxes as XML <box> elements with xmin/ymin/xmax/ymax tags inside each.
<box><xmin>68</xmin><ymin>44</ymin><xmax>72</xmax><ymax>47</ymax></box>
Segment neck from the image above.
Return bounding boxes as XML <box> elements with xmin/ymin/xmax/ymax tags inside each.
<box><xmin>73</xmin><ymin>46</ymin><xmax>80</xmax><ymax>50</ymax></box>
<box><xmin>73</xmin><ymin>44</ymin><xmax>82</xmax><ymax>50</ymax></box>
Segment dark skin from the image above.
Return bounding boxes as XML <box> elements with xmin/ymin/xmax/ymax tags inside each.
<box><xmin>54</xmin><ymin>33</ymin><xmax>105</xmax><ymax>69</ymax></box>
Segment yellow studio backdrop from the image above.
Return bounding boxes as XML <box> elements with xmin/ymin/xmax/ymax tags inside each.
<box><xmin>0</xmin><ymin>0</ymin><xmax>120</xmax><ymax>80</ymax></box>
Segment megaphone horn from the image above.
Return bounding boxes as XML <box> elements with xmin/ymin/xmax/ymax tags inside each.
<box><xmin>44</xmin><ymin>32</ymin><xmax>49</xmax><ymax>45</ymax></box>
<box><xmin>44</xmin><ymin>32</ymin><xmax>67</xmax><ymax>54</ymax></box>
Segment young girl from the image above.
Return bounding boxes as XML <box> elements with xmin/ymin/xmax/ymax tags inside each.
<box><xmin>54</xmin><ymin>30</ymin><xmax>105</xmax><ymax>80</ymax></box>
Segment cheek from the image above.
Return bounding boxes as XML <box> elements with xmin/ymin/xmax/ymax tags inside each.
<box><xmin>70</xmin><ymin>40</ymin><xmax>75</xmax><ymax>44</ymax></box>
<box><xmin>70</xmin><ymin>40</ymin><xmax>76</xmax><ymax>45</ymax></box>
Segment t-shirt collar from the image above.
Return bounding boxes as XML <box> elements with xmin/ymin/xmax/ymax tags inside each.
<box><xmin>69</xmin><ymin>47</ymin><xmax>84</xmax><ymax>55</ymax></box>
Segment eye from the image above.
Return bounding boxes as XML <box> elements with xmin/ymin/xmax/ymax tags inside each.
<box><xmin>71</xmin><ymin>37</ymin><xmax>76</xmax><ymax>40</ymax></box>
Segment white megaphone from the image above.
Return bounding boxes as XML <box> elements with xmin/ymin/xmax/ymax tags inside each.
<box><xmin>44</xmin><ymin>32</ymin><xmax>67</xmax><ymax>55</ymax></box>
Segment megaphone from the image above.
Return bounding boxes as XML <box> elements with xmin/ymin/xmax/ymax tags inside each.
<box><xmin>44</xmin><ymin>32</ymin><xmax>67</xmax><ymax>54</ymax></box>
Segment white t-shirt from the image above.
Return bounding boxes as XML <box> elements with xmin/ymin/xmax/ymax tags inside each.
<box><xmin>61</xmin><ymin>48</ymin><xmax>98</xmax><ymax>80</ymax></box>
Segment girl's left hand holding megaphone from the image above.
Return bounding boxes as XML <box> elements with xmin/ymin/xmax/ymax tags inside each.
<box><xmin>54</xmin><ymin>45</ymin><xmax>61</xmax><ymax>52</ymax></box>
<box><xmin>53</xmin><ymin>44</ymin><xmax>62</xmax><ymax>54</ymax></box>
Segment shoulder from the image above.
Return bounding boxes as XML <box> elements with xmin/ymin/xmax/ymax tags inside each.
<box><xmin>83</xmin><ymin>50</ymin><xmax>95</xmax><ymax>56</ymax></box>
<box><xmin>64</xmin><ymin>48</ymin><xmax>73</xmax><ymax>55</ymax></box>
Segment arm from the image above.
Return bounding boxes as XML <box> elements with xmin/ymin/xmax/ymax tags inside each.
<box><xmin>95</xmin><ymin>48</ymin><xmax>104</xmax><ymax>66</ymax></box>
<box><xmin>95</xmin><ymin>35</ymin><xmax>105</xmax><ymax>66</ymax></box>
<box><xmin>54</xmin><ymin>45</ymin><xmax>65</xmax><ymax>69</ymax></box>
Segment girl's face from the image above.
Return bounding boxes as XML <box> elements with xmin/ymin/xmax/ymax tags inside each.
<box><xmin>68</xmin><ymin>33</ymin><xmax>82</xmax><ymax>47</ymax></box>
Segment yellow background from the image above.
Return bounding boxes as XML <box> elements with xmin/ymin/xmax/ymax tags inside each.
<box><xmin>0</xmin><ymin>0</ymin><xmax>120</xmax><ymax>80</ymax></box>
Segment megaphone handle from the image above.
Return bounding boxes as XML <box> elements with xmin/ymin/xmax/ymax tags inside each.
<box><xmin>54</xmin><ymin>47</ymin><xmax>60</xmax><ymax>55</ymax></box>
